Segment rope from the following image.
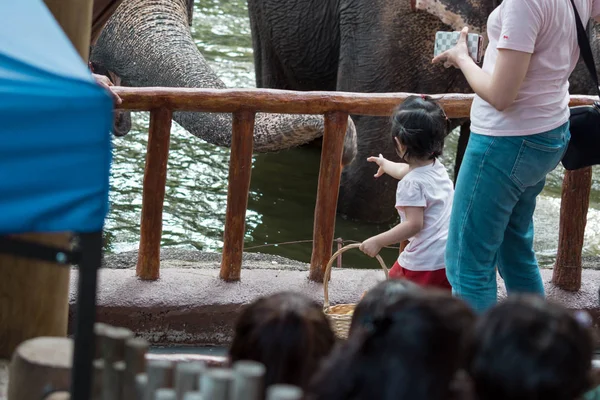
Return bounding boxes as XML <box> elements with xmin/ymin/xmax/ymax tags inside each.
<box><xmin>244</xmin><ymin>238</ymin><xmax>400</xmax><ymax>251</ymax></box>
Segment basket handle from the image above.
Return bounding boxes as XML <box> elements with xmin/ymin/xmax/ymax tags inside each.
<box><xmin>323</xmin><ymin>243</ymin><xmax>389</xmax><ymax>308</ymax></box>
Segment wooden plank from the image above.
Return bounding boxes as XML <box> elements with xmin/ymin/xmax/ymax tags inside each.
<box><xmin>309</xmin><ymin>112</ymin><xmax>348</xmax><ymax>282</ymax></box>
<box><xmin>137</xmin><ymin>108</ymin><xmax>173</xmax><ymax>280</ymax></box>
<box><xmin>112</xmin><ymin>87</ymin><xmax>597</xmax><ymax>117</ymax></box>
<box><xmin>552</xmin><ymin>167</ymin><xmax>592</xmax><ymax>291</ymax></box>
<box><xmin>219</xmin><ymin>111</ymin><xmax>256</xmax><ymax>281</ymax></box>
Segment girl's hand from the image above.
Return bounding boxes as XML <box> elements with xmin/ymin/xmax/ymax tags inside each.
<box><xmin>360</xmin><ymin>237</ymin><xmax>383</xmax><ymax>258</ymax></box>
<box><xmin>432</xmin><ymin>27</ymin><xmax>471</xmax><ymax>69</ymax></box>
<box><xmin>366</xmin><ymin>154</ymin><xmax>389</xmax><ymax>178</ymax></box>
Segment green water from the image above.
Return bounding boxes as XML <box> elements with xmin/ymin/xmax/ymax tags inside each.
<box><xmin>104</xmin><ymin>0</ymin><xmax>600</xmax><ymax>269</ymax></box>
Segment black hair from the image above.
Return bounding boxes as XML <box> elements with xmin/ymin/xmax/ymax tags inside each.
<box><xmin>308</xmin><ymin>291</ymin><xmax>476</xmax><ymax>400</ymax></box>
<box><xmin>465</xmin><ymin>295</ymin><xmax>594</xmax><ymax>400</ymax></box>
<box><xmin>229</xmin><ymin>292</ymin><xmax>336</xmax><ymax>393</ymax></box>
<box><xmin>349</xmin><ymin>279</ymin><xmax>421</xmax><ymax>335</ymax></box>
<box><xmin>391</xmin><ymin>95</ymin><xmax>449</xmax><ymax>162</ymax></box>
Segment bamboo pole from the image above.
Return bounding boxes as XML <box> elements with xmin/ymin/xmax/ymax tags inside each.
<box><xmin>113</xmin><ymin>87</ymin><xmax>597</xmax><ymax>117</ymax></box>
<box><xmin>123</xmin><ymin>337</ymin><xmax>150</xmax><ymax>400</ymax></box>
<box><xmin>200</xmin><ymin>368</ymin><xmax>233</xmax><ymax>400</ymax></box>
<box><xmin>103</xmin><ymin>361</ymin><xmax>125</xmax><ymax>400</ymax></box>
<box><xmin>182</xmin><ymin>393</ymin><xmax>203</xmax><ymax>400</ymax></box>
<box><xmin>310</xmin><ymin>112</ymin><xmax>348</xmax><ymax>282</ymax></box>
<box><xmin>231</xmin><ymin>361</ymin><xmax>265</xmax><ymax>400</ymax></box>
<box><xmin>220</xmin><ymin>111</ymin><xmax>256</xmax><ymax>281</ymax></box>
<box><xmin>137</xmin><ymin>108</ymin><xmax>173</xmax><ymax>280</ymax></box>
<box><xmin>266</xmin><ymin>385</ymin><xmax>303</xmax><ymax>400</ymax></box>
<box><xmin>174</xmin><ymin>362</ymin><xmax>205</xmax><ymax>400</ymax></box>
<box><xmin>145</xmin><ymin>360</ymin><xmax>174</xmax><ymax>400</ymax></box>
<box><xmin>136</xmin><ymin>373</ymin><xmax>149</xmax><ymax>400</ymax></box>
<box><xmin>92</xmin><ymin>359</ymin><xmax>105</xmax><ymax>400</ymax></box>
<box><xmin>552</xmin><ymin>168</ymin><xmax>592</xmax><ymax>291</ymax></box>
<box><xmin>154</xmin><ymin>388</ymin><xmax>176</xmax><ymax>400</ymax></box>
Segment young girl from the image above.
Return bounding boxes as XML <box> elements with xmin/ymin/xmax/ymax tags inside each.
<box><xmin>359</xmin><ymin>95</ymin><xmax>453</xmax><ymax>290</ymax></box>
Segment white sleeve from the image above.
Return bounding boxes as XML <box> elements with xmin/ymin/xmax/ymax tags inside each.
<box><xmin>395</xmin><ymin>180</ymin><xmax>426</xmax><ymax>208</ymax></box>
<box><xmin>496</xmin><ymin>0</ymin><xmax>543</xmax><ymax>54</ymax></box>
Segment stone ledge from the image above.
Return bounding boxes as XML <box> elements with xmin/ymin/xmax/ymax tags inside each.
<box><xmin>68</xmin><ymin>268</ymin><xmax>600</xmax><ymax>346</ymax></box>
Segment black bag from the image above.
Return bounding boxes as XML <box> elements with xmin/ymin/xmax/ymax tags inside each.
<box><xmin>561</xmin><ymin>0</ymin><xmax>600</xmax><ymax>171</ymax></box>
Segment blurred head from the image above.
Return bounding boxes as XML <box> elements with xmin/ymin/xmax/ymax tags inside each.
<box><xmin>309</xmin><ymin>291</ymin><xmax>476</xmax><ymax>400</ymax></box>
<box><xmin>391</xmin><ymin>95</ymin><xmax>449</xmax><ymax>163</ymax></box>
<box><xmin>349</xmin><ymin>279</ymin><xmax>421</xmax><ymax>335</ymax></box>
<box><xmin>229</xmin><ymin>292</ymin><xmax>335</xmax><ymax>392</ymax></box>
<box><xmin>465</xmin><ymin>295</ymin><xmax>594</xmax><ymax>400</ymax></box>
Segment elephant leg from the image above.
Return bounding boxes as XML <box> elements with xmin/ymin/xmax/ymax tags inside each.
<box><xmin>454</xmin><ymin>121</ymin><xmax>471</xmax><ymax>183</ymax></box>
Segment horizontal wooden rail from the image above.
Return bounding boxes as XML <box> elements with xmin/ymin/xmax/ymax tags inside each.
<box><xmin>113</xmin><ymin>87</ymin><xmax>597</xmax><ymax>286</ymax></box>
<box><xmin>113</xmin><ymin>87</ymin><xmax>597</xmax><ymax>117</ymax></box>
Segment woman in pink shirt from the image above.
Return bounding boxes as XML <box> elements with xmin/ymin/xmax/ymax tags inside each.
<box><xmin>433</xmin><ymin>0</ymin><xmax>600</xmax><ymax>313</ymax></box>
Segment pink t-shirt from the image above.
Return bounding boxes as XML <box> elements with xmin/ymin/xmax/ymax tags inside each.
<box><xmin>470</xmin><ymin>0</ymin><xmax>600</xmax><ymax>136</ymax></box>
<box><xmin>396</xmin><ymin>160</ymin><xmax>453</xmax><ymax>272</ymax></box>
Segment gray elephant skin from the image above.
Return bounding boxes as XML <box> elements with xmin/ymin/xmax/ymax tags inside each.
<box><xmin>92</xmin><ymin>0</ymin><xmax>600</xmax><ymax>223</ymax></box>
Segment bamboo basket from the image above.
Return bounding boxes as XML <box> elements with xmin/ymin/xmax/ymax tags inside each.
<box><xmin>323</xmin><ymin>243</ymin><xmax>388</xmax><ymax>339</ymax></box>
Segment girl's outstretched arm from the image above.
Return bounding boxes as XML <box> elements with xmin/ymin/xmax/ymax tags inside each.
<box><xmin>367</xmin><ymin>154</ymin><xmax>410</xmax><ymax>180</ymax></box>
<box><xmin>360</xmin><ymin>206</ymin><xmax>424</xmax><ymax>257</ymax></box>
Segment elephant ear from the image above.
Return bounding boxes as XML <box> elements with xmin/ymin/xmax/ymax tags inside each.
<box><xmin>414</xmin><ymin>0</ymin><xmax>494</xmax><ymax>35</ymax></box>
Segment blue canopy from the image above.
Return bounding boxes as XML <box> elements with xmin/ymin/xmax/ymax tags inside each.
<box><xmin>0</xmin><ymin>0</ymin><xmax>113</xmax><ymax>234</ymax></box>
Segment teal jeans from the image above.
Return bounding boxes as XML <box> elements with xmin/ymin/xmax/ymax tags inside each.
<box><xmin>446</xmin><ymin>122</ymin><xmax>570</xmax><ymax>313</ymax></box>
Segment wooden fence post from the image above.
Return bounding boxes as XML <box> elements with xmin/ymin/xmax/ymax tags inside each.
<box><xmin>552</xmin><ymin>167</ymin><xmax>592</xmax><ymax>291</ymax></box>
<box><xmin>136</xmin><ymin>108</ymin><xmax>172</xmax><ymax>280</ymax></box>
<box><xmin>220</xmin><ymin>111</ymin><xmax>256</xmax><ymax>281</ymax></box>
<box><xmin>309</xmin><ymin>112</ymin><xmax>348</xmax><ymax>282</ymax></box>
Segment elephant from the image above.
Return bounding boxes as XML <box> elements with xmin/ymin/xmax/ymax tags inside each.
<box><xmin>92</xmin><ymin>0</ymin><xmax>600</xmax><ymax>224</ymax></box>
<box><xmin>248</xmin><ymin>0</ymin><xmax>600</xmax><ymax>223</ymax></box>
<box><xmin>90</xmin><ymin>0</ymin><xmax>358</xmax><ymax>166</ymax></box>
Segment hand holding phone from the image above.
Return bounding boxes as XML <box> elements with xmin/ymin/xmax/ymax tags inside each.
<box><xmin>434</xmin><ymin>31</ymin><xmax>483</xmax><ymax>64</ymax></box>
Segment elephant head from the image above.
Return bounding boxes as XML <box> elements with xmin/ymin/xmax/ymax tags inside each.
<box><xmin>413</xmin><ymin>0</ymin><xmax>499</xmax><ymax>35</ymax></box>
<box><xmin>90</xmin><ymin>0</ymin><xmax>357</xmax><ymax>164</ymax></box>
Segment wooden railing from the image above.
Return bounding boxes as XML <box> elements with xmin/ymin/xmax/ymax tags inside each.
<box><xmin>113</xmin><ymin>87</ymin><xmax>597</xmax><ymax>289</ymax></box>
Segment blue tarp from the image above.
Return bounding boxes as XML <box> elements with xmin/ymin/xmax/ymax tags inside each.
<box><xmin>0</xmin><ymin>0</ymin><xmax>113</xmax><ymax>234</ymax></box>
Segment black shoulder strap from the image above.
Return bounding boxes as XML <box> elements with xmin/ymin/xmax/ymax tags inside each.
<box><xmin>569</xmin><ymin>0</ymin><xmax>600</xmax><ymax>98</ymax></box>
<box><xmin>0</xmin><ymin>235</ymin><xmax>81</xmax><ymax>265</ymax></box>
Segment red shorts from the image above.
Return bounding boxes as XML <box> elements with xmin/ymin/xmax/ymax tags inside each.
<box><xmin>389</xmin><ymin>261</ymin><xmax>452</xmax><ymax>290</ymax></box>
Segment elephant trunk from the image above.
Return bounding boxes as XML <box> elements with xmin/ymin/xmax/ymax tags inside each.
<box><xmin>91</xmin><ymin>0</ymin><xmax>357</xmax><ymax>160</ymax></box>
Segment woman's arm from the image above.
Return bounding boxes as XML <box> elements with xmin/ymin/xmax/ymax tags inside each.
<box><xmin>432</xmin><ymin>28</ymin><xmax>531</xmax><ymax>111</ymax></box>
<box><xmin>359</xmin><ymin>206</ymin><xmax>424</xmax><ymax>257</ymax></box>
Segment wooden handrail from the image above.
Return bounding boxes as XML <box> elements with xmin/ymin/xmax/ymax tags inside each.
<box><xmin>112</xmin><ymin>87</ymin><xmax>597</xmax><ymax>286</ymax></box>
<box><xmin>113</xmin><ymin>87</ymin><xmax>597</xmax><ymax>116</ymax></box>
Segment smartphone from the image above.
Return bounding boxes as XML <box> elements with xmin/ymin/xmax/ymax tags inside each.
<box><xmin>434</xmin><ymin>31</ymin><xmax>484</xmax><ymax>64</ymax></box>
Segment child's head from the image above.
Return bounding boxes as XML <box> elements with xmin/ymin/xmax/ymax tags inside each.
<box><xmin>229</xmin><ymin>292</ymin><xmax>335</xmax><ymax>392</ymax></box>
<box><xmin>465</xmin><ymin>295</ymin><xmax>594</xmax><ymax>400</ymax></box>
<box><xmin>309</xmin><ymin>291</ymin><xmax>476</xmax><ymax>400</ymax></box>
<box><xmin>391</xmin><ymin>95</ymin><xmax>449</xmax><ymax>163</ymax></box>
<box><xmin>349</xmin><ymin>279</ymin><xmax>421</xmax><ymax>335</ymax></box>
